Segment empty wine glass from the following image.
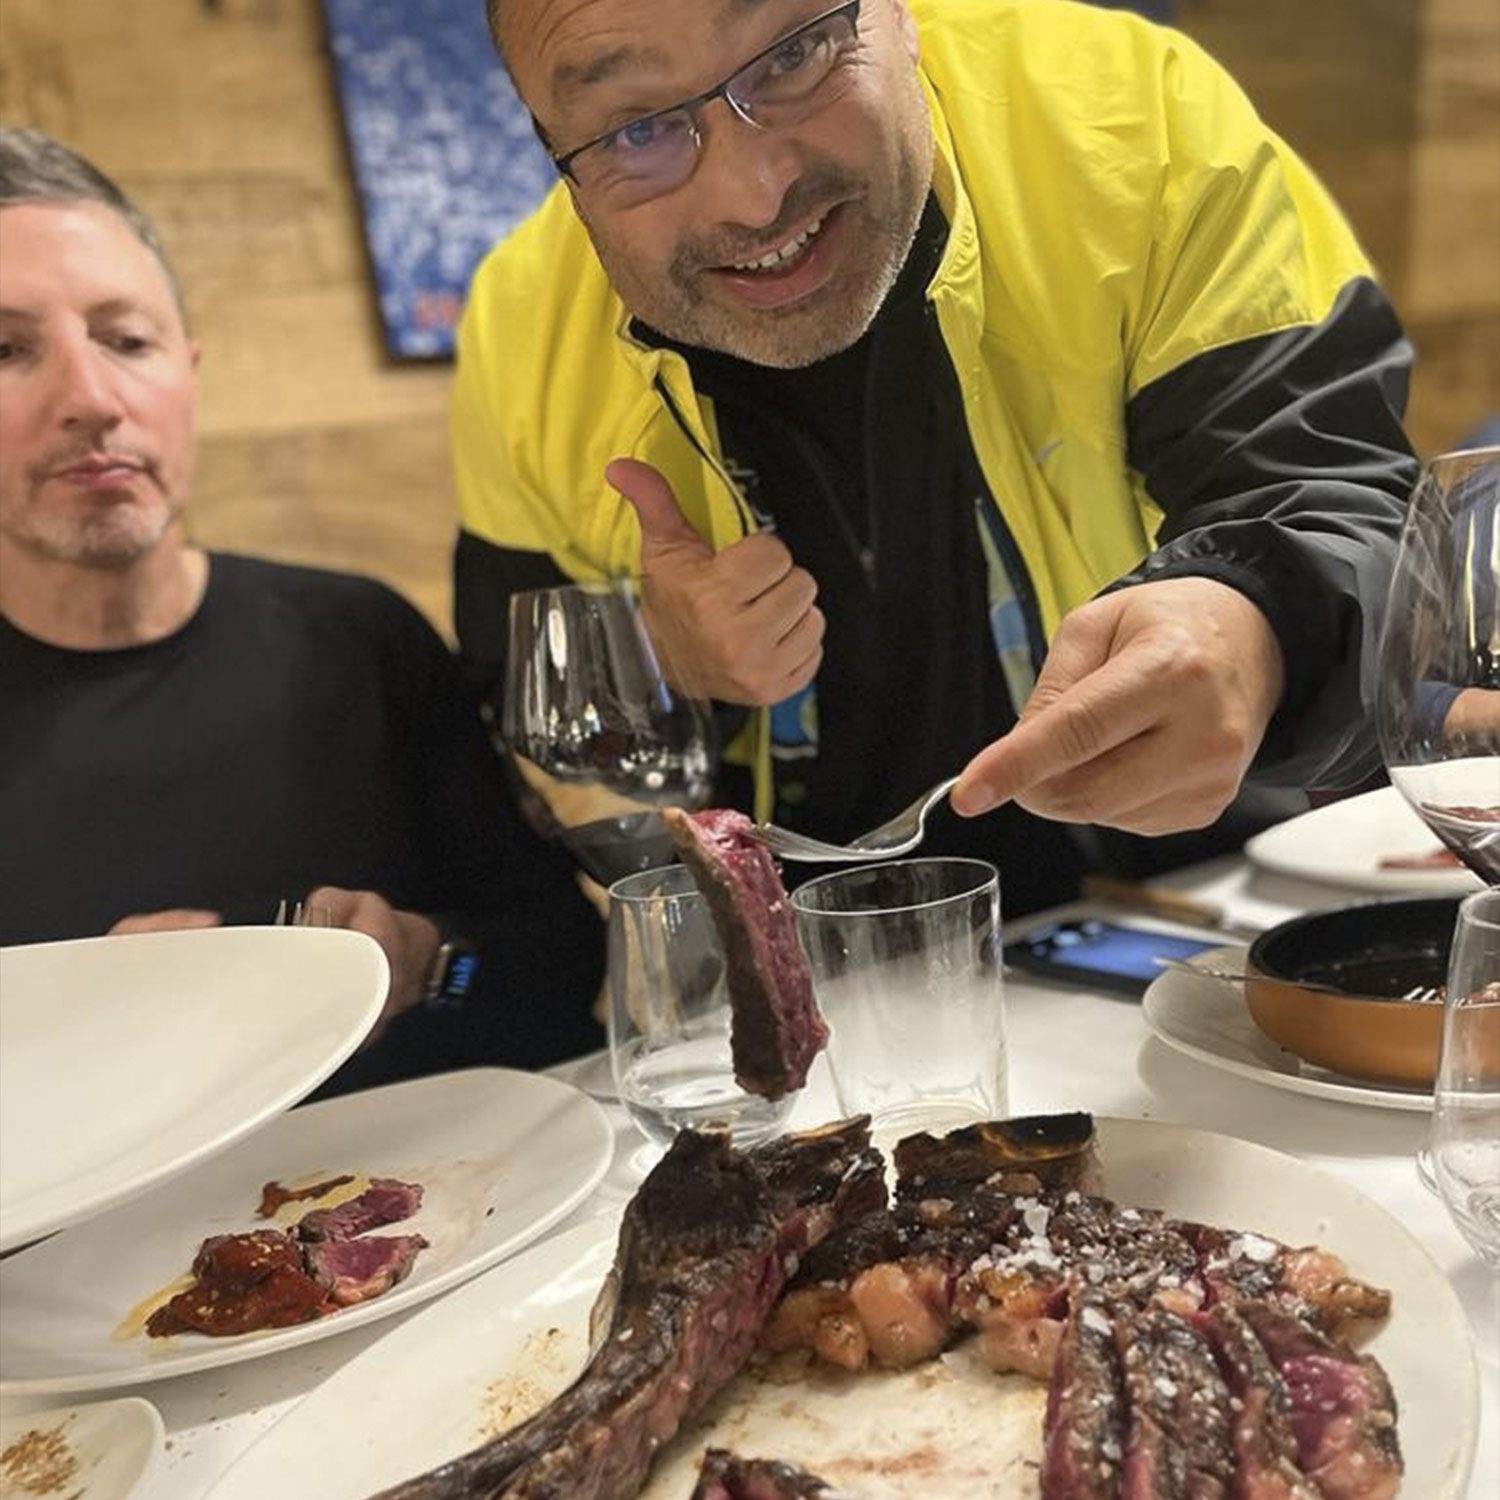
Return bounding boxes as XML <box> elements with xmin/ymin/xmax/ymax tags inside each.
<box><xmin>501</xmin><ymin>581</ymin><xmax>714</xmax><ymax>886</ymax></box>
<box><xmin>1377</xmin><ymin>444</ymin><xmax>1500</xmax><ymax>882</ymax></box>
<box><xmin>1428</xmin><ymin>888</ymin><xmax>1500</xmax><ymax>1265</ymax></box>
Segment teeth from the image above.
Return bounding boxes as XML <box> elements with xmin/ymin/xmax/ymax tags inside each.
<box><xmin>731</xmin><ymin>215</ymin><xmax>825</xmax><ymax>273</ymax></box>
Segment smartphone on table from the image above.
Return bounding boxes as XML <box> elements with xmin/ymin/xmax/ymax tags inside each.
<box><xmin>1003</xmin><ymin>916</ymin><xmax>1224</xmax><ymax>998</ymax></box>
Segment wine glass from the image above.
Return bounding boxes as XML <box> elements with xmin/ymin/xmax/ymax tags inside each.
<box><xmin>1377</xmin><ymin>444</ymin><xmax>1500</xmax><ymax>882</ymax></box>
<box><xmin>501</xmin><ymin>581</ymin><xmax>714</xmax><ymax>886</ymax></box>
<box><xmin>1428</xmin><ymin>888</ymin><xmax>1500</xmax><ymax>1265</ymax></box>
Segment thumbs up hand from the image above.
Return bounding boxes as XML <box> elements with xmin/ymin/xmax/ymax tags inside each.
<box><xmin>607</xmin><ymin>457</ymin><xmax>824</xmax><ymax>706</ymax></box>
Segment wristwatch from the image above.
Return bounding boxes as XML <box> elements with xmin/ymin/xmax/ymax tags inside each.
<box><xmin>423</xmin><ymin>934</ymin><xmax>480</xmax><ymax>1007</ymax></box>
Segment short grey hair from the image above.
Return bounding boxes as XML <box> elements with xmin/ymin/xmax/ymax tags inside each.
<box><xmin>0</xmin><ymin>126</ymin><xmax>188</xmax><ymax>324</ymax></box>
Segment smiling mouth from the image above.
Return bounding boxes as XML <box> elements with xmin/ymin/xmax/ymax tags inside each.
<box><xmin>723</xmin><ymin>212</ymin><xmax>830</xmax><ymax>275</ymax></box>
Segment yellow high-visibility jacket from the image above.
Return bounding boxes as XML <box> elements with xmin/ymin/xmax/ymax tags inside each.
<box><xmin>452</xmin><ymin>0</ymin><xmax>1413</xmax><ymax>817</ymax></box>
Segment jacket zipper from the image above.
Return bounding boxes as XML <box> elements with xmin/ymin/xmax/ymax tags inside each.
<box><xmin>652</xmin><ymin>373</ymin><xmax>760</xmax><ymax>538</ymax></box>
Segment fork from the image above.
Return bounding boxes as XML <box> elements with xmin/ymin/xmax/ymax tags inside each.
<box><xmin>751</xmin><ymin>776</ymin><xmax>960</xmax><ymax>863</ymax></box>
<box><xmin>273</xmin><ymin>898</ymin><xmax>330</xmax><ymax>928</ymax></box>
<box><xmin>1159</xmin><ymin>957</ymin><xmax>1443</xmax><ymax>1003</ymax></box>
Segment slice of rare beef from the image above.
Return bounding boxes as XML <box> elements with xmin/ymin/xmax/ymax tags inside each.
<box><xmin>1040</xmin><ymin>1289</ymin><xmax>1126</xmax><ymax>1500</ymax></box>
<box><xmin>295</xmin><ymin>1178</ymin><xmax>424</xmax><ymax>1242</ymax></box>
<box><xmin>1198</xmin><ymin>1304</ymin><xmax>1321</xmax><ymax>1500</ymax></box>
<box><xmin>1241</xmin><ymin>1301</ymin><xmax>1402</xmax><ymax>1500</ymax></box>
<box><xmin>1114</xmin><ymin>1303</ymin><xmax>1234</xmax><ymax>1500</ymax></box>
<box><xmin>689</xmin><ymin>1448</ymin><xmax>841</xmax><ymax>1500</ymax></box>
<box><xmin>304</xmin><ymin>1233</ymin><xmax>430</xmax><ymax>1307</ymax></box>
<box><xmin>663</xmin><ymin>807</ymin><xmax>827</xmax><ymax>1100</ymax></box>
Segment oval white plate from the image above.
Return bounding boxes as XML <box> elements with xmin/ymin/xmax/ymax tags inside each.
<box><xmin>1142</xmin><ymin>951</ymin><xmax>1434</xmax><ymax>1112</ymax></box>
<box><xmin>0</xmin><ymin>1069</ymin><xmax>611</xmax><ymax>1394</ymax></box>
<box><xmin>1245</xmin><ymin>786</ymin><xmax>1482</xmax><ymax>895</ymax></box>
<box><xmin>205</xmin><ymin>1118</ymin><xmax>1476</xmax><ymax>1500</ymax></box>
<box><xmin>0</xmin><ymin>1396</ymin><xmax>162</xmax><ymax>1499</ymax></box>
<box><xmin>0</xmin><ymin>927</ymin><xmax>388</xmax><ymax>1251</ymax></box>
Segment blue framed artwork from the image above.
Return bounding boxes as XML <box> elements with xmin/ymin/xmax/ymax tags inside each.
<box><xmin>322</xmin><ymin>0</ymin><xmax>556</xmax><ymax>359</ymax></box>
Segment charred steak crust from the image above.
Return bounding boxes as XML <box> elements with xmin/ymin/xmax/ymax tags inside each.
<box><xmin>894</xmin><ymin>1112</ymin><xmax>1100</xmax><ymax>1200</ymax></box>
<box><xmin>662</xmin><ymin>807</ymin><xmax>828</xmax><ymax>1100</ymax></box>
<box><xmin>370</xmin><ymin>1121</ymin><xmax>876</xmax><ymax>1500</ymax></box>
<box><xmin>690</xmin><ymin>1449</ymin><xmax>838</xmax><ymax>1500</ymax></box>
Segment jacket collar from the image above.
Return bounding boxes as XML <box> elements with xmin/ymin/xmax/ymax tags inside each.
<box><xmin>920</xmin><ymin>69</ymin><xmax>985</xmax><ymax>328</ymax></box>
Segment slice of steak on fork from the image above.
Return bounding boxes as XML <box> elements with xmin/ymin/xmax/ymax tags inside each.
<box><xmin>369</xmin><ymin>1120</ymin><xmax>881</xmax><ymax>1500</ymax></box>
<box><xmin>688</xmin><ymin>1449</ymin><xmax>842</xmax><ymax>1500</ymax></box>
<box><xmin>1240</xmin><ymin>1302</ymin><xmax>1402</xmax><ymax>1500</ymax></box>
<box><xmin>663</xmin><ymin>807</ymin><xmax>828</xmax><ymax>1100</ymax></box>
<box><xmin>295</xmin><ymin>1178</ymin><xmax>424</xmax><ymax>1242</ymax></box>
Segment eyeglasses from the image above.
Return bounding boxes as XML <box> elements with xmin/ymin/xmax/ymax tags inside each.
<box><xmin>550</xmin><ymin>0</ymin><xmax>863</xmax><ymax>207</ymax></box>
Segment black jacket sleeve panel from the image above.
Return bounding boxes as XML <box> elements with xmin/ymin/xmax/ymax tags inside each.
<box><xmin>453</xmin><ymin>527</ymin><xmax>573</xmax><ymax>714</ymax></box>
<box><xmin>1117</xmin><ymin>276</ymin><xmax>1419</xmax><ymax>792</ymax></box>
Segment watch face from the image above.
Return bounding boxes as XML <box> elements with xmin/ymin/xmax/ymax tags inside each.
<box><xmin>444</xmin><ymin>950</ymin><xmax>480</xmax><ymax>999</ymax></box>
<box><xmin>426</xmin><ymin>943</ymin><xmax>480</xmax><ymax>1007</ymax></box>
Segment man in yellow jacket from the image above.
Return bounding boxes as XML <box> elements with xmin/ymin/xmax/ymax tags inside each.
<box><xmin>453</xmin><ymin>0</ymin><xmax>1415</xmax><ymax>913</ymax></box>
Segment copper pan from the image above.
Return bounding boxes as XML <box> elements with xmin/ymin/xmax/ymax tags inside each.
<box><xmin>1244</xmin><ymin>898</ymin><xmax>1461</xmax><ymax>1087</ymax></box>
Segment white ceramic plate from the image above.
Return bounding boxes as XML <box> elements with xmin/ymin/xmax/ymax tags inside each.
<box><xmin>0</xmin><ymin>1069</ymin><xmax>612</xmax><ymax>1395</ymax></box>
<box><xmin>0</xmin><ymin>1396</ymin><xmax>162</xmax><ymax>1499</ymax></box>
<box><xmin>1245</xmin><ymin>786</ymin><xmax>1483</xmax><ymax>894</ymax></box>
<box><xmin>204</xmin><ymin>1118</ymin><xmax>1477</xmax><ymax>1500</ymax></box>
<box><xmin>0</xmin><ymin>927</ymin><xmax>388</xmax><ymax>1252</ymax></box>
<box><xmin>1142</xmin><ymin>951</ymin><xmax>1435</xmax><ymax>1113</ymax></box>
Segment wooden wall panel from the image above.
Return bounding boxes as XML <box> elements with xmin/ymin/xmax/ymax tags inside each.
<box><xmin>0</xmin><ymin>0</ymin><xmax>456</xmax><ymax>624</ymax></box>
<box><xmin>3</xmin><ymin>0</ymin><xmax>1498</xmax><ymax>634</ymax></box>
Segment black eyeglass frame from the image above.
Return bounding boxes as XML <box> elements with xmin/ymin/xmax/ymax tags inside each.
<box><xmin>548</xmin><ymin>0</ymin><xmax>863</xmax><ymax>184</ymax></box>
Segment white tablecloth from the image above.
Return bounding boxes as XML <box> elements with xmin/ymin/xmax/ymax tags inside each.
<box><xmin>7</xmin><ymin>859</ymin><xmax>1497</xmax><ymax>1497</ymax></box>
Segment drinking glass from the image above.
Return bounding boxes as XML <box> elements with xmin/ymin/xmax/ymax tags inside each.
<box><xmin>501</xmin><ymin>582</ymin><xmax>714</xmax><ymax>885</ymax></box>
<box><xmin>1377</xmin><ymin>444</ymin><xmax>1500</xmax><ymax>881</ymax></box>
<box><xmin>790</xmin><ymin>858</ymin><xmax>1007</xmax><ymax>1139</ymax></box>
<box><xmin>1428</xmin><ymin>888</ymin><xmax>1500</xmax><ymax>1265</ymax></box>
<box><xmin>607</xmin><ymin>865</ymin><xmax>795</xmax><ymax>1154</ymax></box>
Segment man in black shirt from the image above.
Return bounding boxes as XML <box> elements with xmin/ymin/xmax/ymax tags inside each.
<box><xmin>0</xmin><ymin>128</ymin><xmax>604</xmax><ymax>1087</ymax></box>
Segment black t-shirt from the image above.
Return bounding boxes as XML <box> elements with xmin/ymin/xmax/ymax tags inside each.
<box><xmin>653</xmin><ymin>199</ymin><xmax>1091</xmax><ymax>915</ymax></box>
<box><xmin>0</xmin><ymin>554</ymin><xmax>604</xmax><ymax>1084</ymax></box>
